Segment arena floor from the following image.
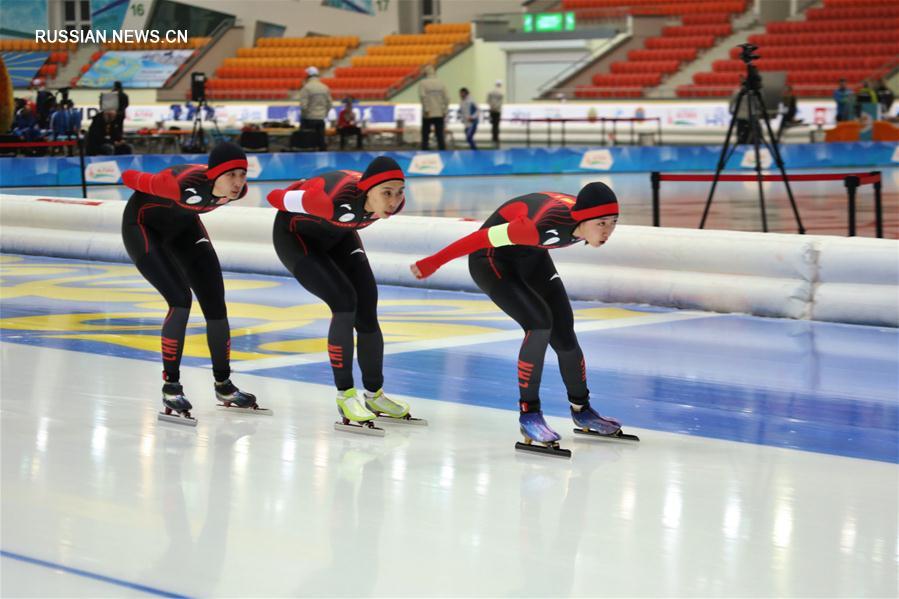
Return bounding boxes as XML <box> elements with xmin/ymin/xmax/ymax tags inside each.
<box><xmin>1</xmin><ymin>253</ymin><xmax>896</xmax><ymax>597</ymax></box>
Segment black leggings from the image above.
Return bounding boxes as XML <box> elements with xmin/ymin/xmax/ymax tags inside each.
<box><xmin>122</xmin><ymin>211</ymin><xmax>231</xmax><ymax>383</ymax></box>
<box><xmin>273</xmin><ymin>217</ymin><xmax>384</xmax><ymax>392</ymax></box>
<box><xmin>469</xmin><ymin>249</ymin><xmax>588</xmax><ymax>412</ymax></box>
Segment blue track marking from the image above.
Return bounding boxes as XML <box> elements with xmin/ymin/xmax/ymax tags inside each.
<box><xmin>0</xmin><ymin>550</ymin><xmax>191</xmax><ymax>598</ymax></box>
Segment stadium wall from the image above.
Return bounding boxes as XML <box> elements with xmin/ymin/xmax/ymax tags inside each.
<box><xmin>1</xmin><ymin>144</ymin><xmax>895</xmax><ymax>187</ymax></box>
<box><xmin>440</xmin><ymin>1</ymin><xmax>522</xmax><ymax>25</ymax></box>
<box><xmin>183</xmin><ymin>0</ymin><xmax>401</xmax><ymax>45</ymax></box>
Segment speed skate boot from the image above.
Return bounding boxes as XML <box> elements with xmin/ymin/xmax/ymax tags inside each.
<box><xmin>158</xmin><ymin>381</ymin><xmax>197</xmax><ymax>427</ymax></box>
<box><xmin>364</xmin><ymin>388</ymin><xmax>427</xmax><ymax>425</ymax></box>
<box><xmin>215</xmin><ymin>379</ymin><xmax>272</xmax><ymax>415</ymax></box>
<box><xmin>571</xmin><ymin>403</ymin><xmax>639</xmax><ymax>442</ymax></box>
<box><xmin>515</xmin><ymin>411</ymin><xmax>571</xmax><ymax>458</ymax></box>
<box><xmin>335</xmin><ymin>388</ymin><xmax>384</xmax><ymax>437</ymax></box>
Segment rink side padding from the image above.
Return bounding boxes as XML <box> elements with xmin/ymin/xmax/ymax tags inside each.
<box><xmin>1</xmin><ymin>195</ymin><xmax>897</xmax><ymax>327</ymax></box>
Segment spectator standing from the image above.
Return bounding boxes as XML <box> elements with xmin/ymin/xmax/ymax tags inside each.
<box><xmin>855</xmin><ymin>79</ymin><xmax>878</xmax><ymax>118</ymax></box>
<box><xmin>875</xmin><ymin>79</ymin><xmax>894</xmax><ymax>115</ymax></box>
<box><xmin>86</xmin><ymin>109</ymin><xmax>131</xmax><ymax>155</ymax></box>
<box><xmin>486</xmin><ymin>79</ymin><xmax>503</xmax><ymax>147</ymax></box>
<box><xmin>102</xmin><ymin>81</ymin><xmax>129</xmax><ymax>128</ymax></box>
<box><xmin>776</xmin><ymin>85</ymin><xmax>801</xmax><ymax>141</ymax></box>
<box><xmin>458</xmin><ymin>87</ymin><xmax>478</xmax><ymax>150</ymax></box>
<box><xmin>50</xmin><ymin>99</ymin><xmax>81</xmax><ymax>141</ymax></box>
<box><xmin>418</xmin><ymin>65</ymin><xmax>449</xmax><ymax>150</ymax></box>
<box><xmin>833</xmin><ymin>79</ymin><xmax>854</xmax><ymax>122</ymax></box>
<box><xmin>298</xmin><ymin>66</ymin><xmax>332</xmax><ymax>151</ymax></box>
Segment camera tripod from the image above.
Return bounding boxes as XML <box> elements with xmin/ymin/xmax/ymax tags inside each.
<box><xmin>188</xmin><ymin>99</ymin><xmax>209</xmax><ymax>152</ymax></box>
<box><xmin>699</xmin><ymin>43</ymin><xmax>805</xmax><ymax>234</ymax></box>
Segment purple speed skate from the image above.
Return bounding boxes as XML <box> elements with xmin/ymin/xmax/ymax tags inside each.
<box><xmin>571</xmin><ymin>404</ymin><xmax>639</xmax><ymax>442</ymax></box>
<box><xmin>215</xmin><ymin>379</ymin><xmax>272</xmax><ymax>415</ymax></box>
<box><xmin>515</xmin><ymin>411</ymin><xmax>571</xmax><ymax>458</ymax></box>
<box><xmin>158</xmin><ymin>382</ymin><xmax>197</xmax><ymax>427</ymax></box>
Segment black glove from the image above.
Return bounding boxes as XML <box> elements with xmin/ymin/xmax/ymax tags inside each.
<box><xmin>179</xmin><ymin>170</ymin><xmax>213</xmax><ymax>207</ymax></box>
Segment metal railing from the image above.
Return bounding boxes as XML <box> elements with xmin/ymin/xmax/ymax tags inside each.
<box><xmin>505</xmin><ymin>116</ymin><xmax>662</xmax><ymax>147</ymax></box>
<box><xmin>535</xmin><ymin>29</ymin><xmax>630</xmax><ymax>98</ymax></box>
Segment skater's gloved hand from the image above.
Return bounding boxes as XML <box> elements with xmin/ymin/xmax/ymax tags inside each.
<box><xmin>413</xmin><ymin>254</ymin><xmax>445</xmax><ymax>279</ymax></box>
<box><xmin>410</xmin><ymin>263</ymin><xmax>424</xmax><ymax>279</ymax></box>
<box><xmin>180</xmin><ymin>171</ymin><xmax>213</xmax><ymax>204</ymax></box>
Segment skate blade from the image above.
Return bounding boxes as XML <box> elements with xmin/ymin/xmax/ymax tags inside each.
<box><xmin>158</xmin><ymin>412</ymin><xmax>198</xmax><ymax>427</ymax></box>
<box><xmin>334</xmin><ymin>421</ymin><xmax>386</xmax><ymax>437</ymax></box>
<box><xmin>515</xmin><ymin>441</ymin><xmax>571</xmax><ymax>459</ymax></box>
<box><xmin>573</xmin><ymin>428</ymin><xmax>640</xmax><ymax>442</ymax></box>
<box><xmin>374</xmin><ymin>414</ymin><xmax>428</xmax><ymax>426</ymax></box>
<box><xmin>217</xmin><ymin>403</ymin><xmax>273</xmax><ymax>416</ymax></box>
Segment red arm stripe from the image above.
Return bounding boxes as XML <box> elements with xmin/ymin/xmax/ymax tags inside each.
<box><xmin>415</xmin><ymin>228</ymin><xmax>491</xmax><ymax>279</ymax></box>
<box><xmin>122</xmin><ymin>169</ymin><xmax>180</xmax><ymax>201</ymax></box>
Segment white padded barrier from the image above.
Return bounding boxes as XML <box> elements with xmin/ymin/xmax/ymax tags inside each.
<box><xmin>1</xmin><ymin>194</ymin><xmax>896</xmax><ymax>327</ymax></box>
<box><xmin>812</xmin><ymin>236</ymin><xmax>899</xmax><ymax>326</ymax></box>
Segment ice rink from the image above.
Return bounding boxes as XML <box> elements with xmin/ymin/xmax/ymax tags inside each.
<box><xmin>2</xmin><ymin>253</ymin><xmax>896</xmax><ymax>597</ymax></box>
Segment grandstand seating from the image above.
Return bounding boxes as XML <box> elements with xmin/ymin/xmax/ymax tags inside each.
<box><xmin>572</xmin><ymin>1</ymin><xmax>746</xmax><ymax>98</ymax></box>
<box><xmin>204</xmin><ymin>36</ymin><xmax>358</xmax><ymax>100</ymax></box>
<box><xmin>563</xmin><ymin>0</ymin><xmax>746</xmax><ymax>20</ymax></box>
<box><xmin>328</xmin><ymin>24</ymin><xmax>470</xmax><ymax>100</ymax></box>
<box><xmin>0</xmin><ymin>40</ymin><xmax>77</xmax><ymax>52</ymax></box>
<box><xmin>678</xmin><ymin>0</ymin><xmax>899</xmax><ymax>97</ymax></box>
<box><xmin>256</xmin><ymin>36</ymin><xmax>359</xmax><ymax>48</ymax></box>
<box><xmin>236</xmin><ymin>47</ymin><xmax>347</xmax><ymax>59</ymax></box>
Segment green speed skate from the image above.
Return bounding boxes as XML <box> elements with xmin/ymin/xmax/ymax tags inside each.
<box><xmin>334</xmin><ymin>388</ymin><xmax>384</xmax><ymax>436</ymax></box>
<box><xmin>364</xmin><ymin>389</ymin><xmax>428</xmax><ymax>426</ymax></box>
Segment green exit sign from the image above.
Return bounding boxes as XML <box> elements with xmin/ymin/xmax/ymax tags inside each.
<box><xmin>523</xmin><ymin>12</ymin><xmax>576</xmax><ymax>33</ymax></box>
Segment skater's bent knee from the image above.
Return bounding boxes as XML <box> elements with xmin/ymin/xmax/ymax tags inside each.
<box><xmin>524</xmin><ymin>327</ymin><xmax>551</xmax><ymax>343</ymax></box>
<box><xmin>354</xmin><ymin>308</ymin><xmax>379</xmax><ymax>333</ymax></box>
<box><xmin>327</xmin><ymin>295</ymin><xmax>357</xmax><ymax>313</ymax></box>
<box><xmin>165</xmin><ymin>293</ymin><xmax>192</xmax><ymax>310</ymax></box>
<box><xmin>550</xmin><ymin>328</ymin><xmax>578</xmax><ymax>351</ymax></box>
<box><xmin>522</xmin><ymin>314</ymin><xmax>552</xmax><ymax>332</ymax></box>
<box><xmin>331</xmin><ymin>310</ymin><xmax>356</xmax><ymax>324</ymax></box>
<box><xmin>198</xmin><ymin>299</ymin><xmax>227</xmax><ymax>321</ymax></box>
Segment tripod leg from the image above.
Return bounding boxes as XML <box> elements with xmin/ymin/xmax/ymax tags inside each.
<box><xmin>757</xmin><ymin>94</ymin><xmax>805</xmax><ymax>234</ymax></box>
<box><xmin>651</xmin><ymin>171</ymin><xmax>661</xmax><ymax>227</ymax></box>
<box><xmin>874</xmin><ymin>177</ymin><xmax>883</xmax><ymax>238</ymax></box>
<box><xmin>701</xmin><ymin>92</ymin><xmax>743</xmax><ymax>229</ymax></box>
<box><xmin>746</xmin><ymin>93</ymin><xmax>769</xmax><ymax>233</ymax></box>
<box><xmin>844</xmin><ymin>177</ymin><xmax>859</xmax><ymax>237</ymax></box>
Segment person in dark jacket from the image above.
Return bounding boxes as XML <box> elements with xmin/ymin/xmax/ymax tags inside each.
<box><xmin>86</xmin><ymin>109</ymin><xmax>131</xmax><ymax>155</ymax></box>
<box><xmin>50</xmin><ymin>100</ymin><xmax>81</xmax><ymax>140</ymax></box>
<box><xmin>875</xmin><ymin>79</ymin><xmax>894</xmax><ymax>116</ymax></box>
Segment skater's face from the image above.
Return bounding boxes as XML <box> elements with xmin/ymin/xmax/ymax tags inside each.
<box><xmin>575</xmin><ymin>216</ymin><xmax>617</xmax><ymax>248</ymax></box>
<box><xmin>365</xmin><ymin>180</ymin><xmax>405</xmax><ymax>219</ymax></box>
<box><xmin>213</xmin><ymin>169</ymin><xmax>247</xmax><ymax>200</ymax></box>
